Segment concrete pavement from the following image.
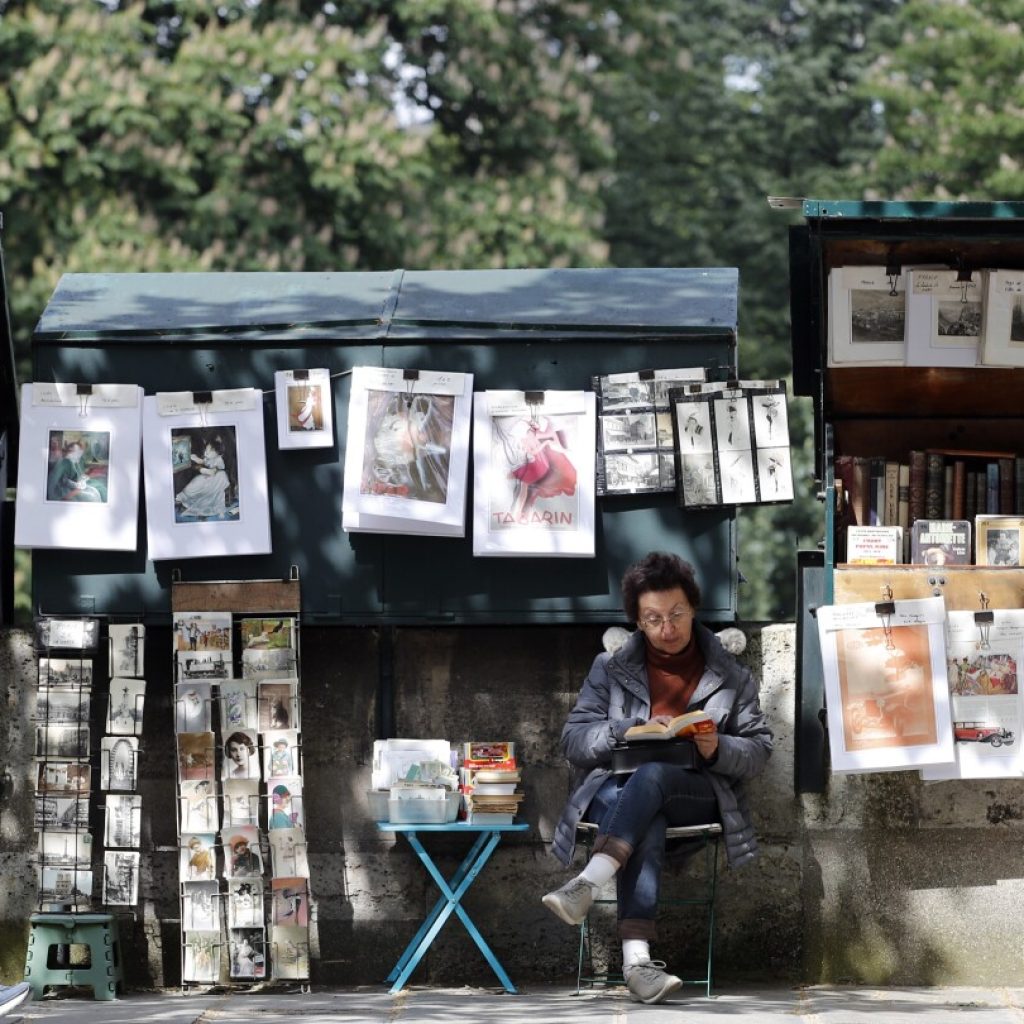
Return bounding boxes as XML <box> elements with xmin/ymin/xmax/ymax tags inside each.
<box><xmin>8</xmin><ymin>985</ymin><xmax>1024</xmax><ymax>1022</ymax></box>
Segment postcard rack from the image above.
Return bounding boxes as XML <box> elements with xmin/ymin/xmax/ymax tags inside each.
<box><xmin>171</xmin><ymin>575</ymin><xmax>311</xmax><ymax>992</ymax></box>
<box><xmin>33</xmin><ymin>615</ymin><xmax>147</xmax><ymax>916</ymax></box>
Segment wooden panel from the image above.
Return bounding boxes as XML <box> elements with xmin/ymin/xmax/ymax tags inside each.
<box><xmin>834</xmin><ymin>566</ymin><xmax>1024</xmax><ymax>610</ymax></box>
<box><xmin>831</xmin><ymin>418</ymin><xmax>1024</xmax><ymax>461</ymax></box>
<box><xmin>170</xmin><ymin>579</ymin><xmax>300</xmax><ymax>614</ymax></box>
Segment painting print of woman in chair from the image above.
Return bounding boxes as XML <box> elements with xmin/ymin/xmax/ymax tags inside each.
<box><xmin>46</xmin><ymin>431</ymin><xmax>109</xmax><ymax>502</ymax></box>
<box><xmin>171</xmin><ymin>427</ymin><xmax>240</xmax><ymax>523</ymax></box>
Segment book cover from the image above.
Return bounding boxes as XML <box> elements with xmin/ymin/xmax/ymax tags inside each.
<box><xmin>883</xmin><ymin>461</ymin><xmax>900</xmax><ymax>526</ymax></box>
<box><xmin>908</xmin><ymin>450</ymin><xmax>927</xmax><ymax>530</ymax></box>
<box><xmin>951</xmin><ymin>460</ymin><xmax>966</xmax><ymax>521</ymax></box>
<box><xmin>999</xmin><ymin>457</ymin><xmax>1015</xmax><ymax>515</ymax></box>
<box><xmin>976</xmin><ymin>516</ymin><xmax>1024</xmax><ymax>566</ymax></box>
<box><xmin>623</xmin><ymin>709</ymin><xmax>715</xmax><ymax>742</ymax></box>
<box><xmin>910</xmin><ymin>520</ymin><xmax>972</xmax><ymax>566</ymax></box>
<box><xmin>869</xmin><ymin>456</ymin><xmax>885</xmax><ymax>525</ymax></box>
<box><xmin>924</xmin><ymin>452</ymin><xmax>944</xmax><ymax>520</ymax></box>
<box><xmin>846</xmin><ymin>525</ymin><xmax>904</xmax><ymax>565</ymax></box>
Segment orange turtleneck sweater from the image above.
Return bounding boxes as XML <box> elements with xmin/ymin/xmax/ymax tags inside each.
<box><xmin>646</xmin><ymin>637</ymin><xmax>706</xmax><ymax>718</ymax></box>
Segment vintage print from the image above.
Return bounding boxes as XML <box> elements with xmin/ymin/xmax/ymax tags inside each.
<box><xmin>679</xmin><ymin>454</ymin><xmax>718</xmax><ymax>507</ymax></box>
<box><xmin>38</xmin><ymin>830</ymin><xmax>92</xmax><ymax>867</ymax></box>
<box><xmin>258</xmin><ymin>681</ymin><xmax>300</xmax><ymax>732</ymax></box>
<box><xmin>36</xmin><ymin>795</ymin><xmax>89</xmax><ymax>830</ymax></box>
<box><xmin>268</xmin><ymin>779</ymin><xmax>305</xmax><ymax>832</ymax></box>
<box><xmin>46</xmin><ymin>429</ymin><xmax>110</xmax><ymax>504</ymax></box>
<box><xmin>219</xmin><ymin>679</ymin><xmax>258</xmax><ymax>731</ymax></box>
<box><xmin>263</xmin><ymin>730</ymin><xmax>298</xmax><ymax>780</ymax></box>
<box><xmin>174</xmin><ymin>612</ymin><xmax>232</xmax><ymax>653</ymax></box>
<box><xmin>171</xmin><ymin>426</ymin><xmax>240</xmax><ymax>523</ymax></box>
<box><xmin>756</xmin><ymin>447</ymin><xmax>794</xmax><ymax>502</ymax></box>
<box><xmin>39</xmin><ymin>867</ymin><xmax>93</xmax><ymax>907</ymax></box>
<box><xmin>601</xmin><ymin>412</ymin><xmax>657</xmax><ymax>453</ymax></box>
<box><xmin>288</xmin><ymin>381</ymin><xmax>325</xmax><ymax>433</ymax></box>
<box><xmin>228</xmin><ymin>879</ymin><xmax>264</xmax><ymax>929</ymax></box>
<box><xmin>658</xmin><ymin>451</ymin><xmax>676</xmax><ymax>488</ymax></box>
<box><xmin>36</xmin><ymin>617</ymin><xmax>100</xmax><ymax>651</ymax></box>
<box><xmin>673</xmin><ymin>400</ymin><xmax>714</xmax><ymax>454</ymax></box>
<box><xmin>222</xmin><ymin>728</ymin><xmax>260</xmax><ymax>781</ymax></box>
<box><xmin>977</xmin><ymin>520</ymin><xmax>1023</xmax><ymax>567</ymax></box>
<box><xmin>275</xmin><ymin>368</ymin><xmax>334</xmax><ymax>450</ymax></box>
<box><xmin>603</xmin><ymin>451</ymin><xmax>661</xmax><ymax>494</ymax></box>
<box><xmin>360</xmin><ymin>390</ymin><xmax>455</xmax><ymax>505</ymax></box>
<box><xmin>224</xmin><ymin>826</ymin><xmax>263</xmax><ymax>879</ymax></box>
<box><xmin>109</xmin><ymin>623</ymin><xmax>145</xmax><ymax>678</ymax></box>
<box><xmin>751</xmin><ymin>390</ymin><xmax>790</xmax><ymax>448</ymax></box>
<box><xmin>655</xmin><ymin>410</ymin><xmax>674</xmax><ymax>448</ymax></box>
<box><xmin>34</xmin><ymin>686</ymin><xmax>90</xmax><ymax>725</ymax></box>
<box><xmin>223</xmin><ymin>779</ymin><xmax>260</xmax><ymax>828</ymax></box>
<box><xmin>35</xmin><ymin>760</ymin><xmax>90</xmax><ymax>795</ymax></box>
<box><xmin>107</xmin><ymin>677</ymin><xmax>146</xmax><ymax>736</ymax></box>
<box><xmin>179</xmin><ymin>779</ymin><xmax>219</xmax><ymax>834</ymax></box>
<box><xmin>182</xmin><ymin>881</ymin><xmax>222</xmax><ymax>932</ymax></box>
<box><xmin>240</xmin><ymin>617</ymin><xmax>295</xmax><ymax>651</ymax></box>
<box><xmin>103</xmin><ymin>850</ymin><xmax>140</xmax><ymax>906</ymax></box>
<box><xmin>105</xmin><ymin>794</ymin><xmax>143</xmax><ymax>848</ymax></box>
<box><xmin>242</xmin><ymin>647</ymin><xmax>297</xmax><ymax>681</ymax></box>
<box><xmin>850</xmin><ymin>288</ymin><xmax>906</xmax><ymax>344</ymax></box>
<box><xmin>713</xmin><ymin>395</ymin><xmax>752</xmax><ymax>453</ymax></box>
<box><xmin>39</xmin><ymin>657</ymin><xmax>93</xmax><ymax>689</ymax></box>
<box><xmin>35</xmin><ymin>725</ymin><xmax>89</xmax><ymax>759</ymax></box>
<box><xmin>176</xmin><ymin>682</ymin><xmax>213</xmax><ymax>733</ymax></box>
<box><xmin>178</xmin><ymin>731</ymin><xmax>216</xmax><ymax>783</ymax></box>
<box><xmin>177</xmin><ymin>651</ymin><xmax>231</xmax><ymax>683</ymax></box>
<box><xmin>101</xmin><ymin>736</ymin><xmax>139</xmax><ymax>791</ymax></box>
<box><xmin>271</xmin><ymin>877</ymin><xmax>309</xmax><ymax>928</ymax></box>
<box><xmin>829</xmin><ymin>267</ymin><xmax>907</xmax><ymax>365</ymax></box>
<box><xmin>229</xmin><ymin>928</ymin><xmax>267</xmax><ymax>980</ymax></box>
<box><xmin>183</xmin><ymin>930</ymin><xmax>221</xmax><ymax>983</ymax></box>
<box><xmin>180</xmin><ymin>833</ymin><xmax>217</xmax><ymax>882</ymax></box>
<box><xmin>718</xmin><ymin>450</ymin><xmax>757</xmax><ymax>504</ymax></box>
<box><xmin>269</xmin><ymin>828</ymin><xmax>309</xmax><ymax>878</ymax></box>
<box><xmin>271</xmin><ymin>925</ymin><xmax>310</xmax><ymax>980</ymax></box>
<box><xmin>599</xmin><ymin>378</ymin><xmax>652</xmax><ymax>410</ymax></box>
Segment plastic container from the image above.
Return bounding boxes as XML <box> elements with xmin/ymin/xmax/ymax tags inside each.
<box><xmin>388</xmin><ymin>797</ymin><xmax>450</xmax><ymax>824</ymax></box>
<box><xmin>366</xmin><ymin>790</ymin><xmax>390</xmax><ymax>821</ymax></box>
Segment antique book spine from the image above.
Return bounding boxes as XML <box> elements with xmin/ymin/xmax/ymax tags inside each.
<box><xmin>977</xmin><ymin>469</ymin><xmax>988</xmax><ymax>517</ymax></box>
<box><xmin>965</xmin><ymin>469</ymin><xmax>978</xmax><ymax>523</ymax></box>
<box><xmin>908</xmin><ymin>450</ymin><xmax>927</xmax><ymax>531</ymax></box>
<box><xmin>987</xmin><ymin>462</ymin><xmax>1000</xmax><ymax>514</ymax></box>
<box><xmin>924</xmin><ymin>452</ymin><xmax>944</xmax><ymax>520</ymax></box>
<box><xmin>851</xmin><ymin>456</ymin><xmax>872</xmax><ymax>528</ymax></box>
<box><xmin>897</xmin><ymin>463</ymin><xmax>911</xmax><ymax>562</ymax></box>
<box><xmin>943</xmin><ymin>463</ymin><xmax>954</xmax><ymax>519</ymax></box>
<box><xmin>951</xmin><ymin>459</ymin><xmax>967</xmax><ymax>521</ymax></box>
<box><xmin>869</xmin><ymin>456</ymin><xmax>885</xmax><ymax>526</ymax></box>
<box><xmin>999</xmin><ymin>457</ymin><xmax>1015</xmax><ymax>515</ymax></box>
<box><xmin>884</xmin><ymin>461</ymin><xmax>900</xmax><ymax>527</ymax></box>
<box><xmin>1016</xmin><ymin>456</ymin><xmax>1024</xmax><ymax>516</ymax></box>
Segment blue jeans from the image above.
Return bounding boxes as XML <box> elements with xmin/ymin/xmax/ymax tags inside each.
<box><xmin>585</xmin><ymin>763</ymin><xmax>719</xmax><ymax>940</ymax></box>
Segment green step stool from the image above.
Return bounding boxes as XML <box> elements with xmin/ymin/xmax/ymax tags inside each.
<box><xmin>24</xmin><ymin>912</ymin><xmax>123</xmax><ymax>1001</ymax></box>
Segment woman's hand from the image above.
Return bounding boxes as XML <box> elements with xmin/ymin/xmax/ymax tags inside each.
<box><xmin>693</xmin><ymin>723</ymin><xmax>719</xmax><ymax>760</ymax></box>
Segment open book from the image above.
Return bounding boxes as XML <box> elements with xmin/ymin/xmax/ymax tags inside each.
<box><xmin>623</xmin><ymin>710</ymin><xmax>714</xmax><ymax>742</ymax></box>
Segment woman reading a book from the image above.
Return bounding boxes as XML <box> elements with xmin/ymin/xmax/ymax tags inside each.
<box><xmin>543</xmin><ymin>551</ymin><xmax>773</xmax><ymax>1005</ymax></box>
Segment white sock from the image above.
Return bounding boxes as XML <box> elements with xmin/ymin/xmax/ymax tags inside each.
<box><xmin>622</xmin><ymin>939</ymin><xmax>651</xmax><ymax>974</ymax></box>
<box><xmin>578</xmin><ymin>852</ymin><xmax>618</xmax><ymax>887</ymax></box>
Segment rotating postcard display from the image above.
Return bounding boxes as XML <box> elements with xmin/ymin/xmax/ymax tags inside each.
<box><xmin>342</xmin><ymin>366</ymin><xmax>473</xmax><ymax>537</ymax></box>
<box><xmin>670</xmin><ymin>381</ymin><xmax>794</xmax><ymax>509</ymax></box>
<box><xmin>142</xmin><ymin>389</ymin><xmax>271</xmax><ymax>561</ymax></box>
<box><xmin>274</xmin><ymin>369</ymin><xmax>334</xmax><ymax>450</ymax></box>
<box><xmin>472</xmin><ymin>390</ymin><xmax>596</xmax><ymax>558</ymax></box>
<box><xmin>14</xmin><ymin>383</ymin><xmax>144</xmax><ymax>551</ymax></box>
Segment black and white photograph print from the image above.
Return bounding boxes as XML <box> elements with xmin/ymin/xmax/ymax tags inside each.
<box><xmin>228</xmin><ymin>879</ymin><xmax>264</xmax><ymax>929</ymax></box>
<box><xmin>109</xmin><ymin>623</ymin><xmax>145</xmax><ymax>678</ymax></box>
<box><xmin>601</xmin><ymin>412</ymin><xmax>657</xmax><ymax>452</ymax></box>
<box><xmin>719</xmin><ymin>450</ymin><xmax>758</xmax><ymax>505</ymax></box>
<box><xmin>937</xmin><ymin>298</ymin><xmax>983</xmax><ymax>338</ymax></box>
<box><xmin>101</xmin><ymin>736</ymin><xmax>139</xmax><ymax>791</ymax></box>
<box><xmin>655</xmin><ymin>410</ymin><xmax>674</xmax><ymax>448</ymax></box>
<box><xmin>176</xmin><ymin>682</ymin><xmax>213</xmax><ymax>733</ymax></box>
<box><xmin>183</xmin><ymin>881</ymin><xmax>222</xmax><ymax>933</ymax></box>
<box><xmin>850</xmin><ymin>287</ymin><xmax>906</xmax><ymax>344</ymax></box>
<box><xmin>241</xmin><ymin>647</ymin><xmax>297</xmax><ymax>681</ymax></box>
<box><xmin>258</xmin><ymin>681</ymin><xmax>300</xmax><ymax>732</ymax></box>
<box><xmin>103</xmin><ymin>850</ymin><xmax>140</xmax><ymax>906</ymax></box>
<box><xmin>679</xmin><ymin>454</ymin><xmax>719</xmax><ymax>508</ymax></box>
<box><xmin>223</xmin><ymin>779</ymin><xmax>260</xmax><ymax>828</ymax></box>
<box><xmin>174</xmin><ymin>611</ymin><xmax>232</xmax><ymax>653</ymax></box>
<box><xmin>105</xmin><ymin>794</ymin><xmax>143</xmax><ymax>848</ymax></box>
<box><xmin>271</xmin><ymin>925</ymin><xmax>310</xmax><ymax>980</ymax></box>
<box><xmin>757</xmin><ymin>447</ymin><xmax>794</xmax><ymax>502</ymax></box>
<box><xmin>673</xmin><ymin>400</ymin><xmax>713</xmax><ymax>454</ymax></box>
<box><xmin>222</xmin><ymin>728</ymin><xmax>260</xmax><ymax>781</ymax></box>
<box><xmin>751</xmin><ymin>391</ymin><xmax>790</xmax><ymax>448</ymax></box>
<box><xmin>599</xmin><ymin>378</ymin><xmax>653</xmax><ymax>410</ymax></box>
<box><xmin>713</xmin><ymin>395</ymin><xmax>752</xmax><ymax>452</ymax></box>
<box><xmin>229</xmin><ymin>928</ymin><xmax>267</xmax><ymax>980</ymax></box>
<box><xmin>171</xmin><ymin>426</ymin><xmax>240</xmax><ymax>523</ymax></box>
<box><xmin>34</xmin><ymin>686</ymin><xmax>90</xmax><ymax>725</ymax></box>
<box><xmin>220</xmin><ymin>679</ymin><xmax>258</xmax><ymax>731</ymax></box>
<box><xmin>658</xmin><ymin>451</ymin><xmax>676</xmax><ymax>488</ymax></box>
<box><xmin>180</xmin><ymin>832</ymin><xmax>217</xmax><ymax>882</ymax></box>
<box><xmin>45</xmin><ymin>429</ymin><xmax>110</xmax><ymax>504</ymax></box>
<box><xmin>604</xmin><ymin>451</ymin><xmax>661</xmax><ymax>494</ymax></box>
<box><xmin>38</xmin><ymin>830</ymin><xmax>92</xmax><ymax>867</ymax></box>
<box><xmin>177</xmin><ymin>651</ymin><xmax>231</xmax><ymax>683</ymax></box>
<box><xmin>179</xmin><ymin>779</ymin><xmax>219</xmax><ymax>834</ymax></box>
<box><xmin>183</xmin><ymin>930</ymin><xmax>221</xmax><ymax>983</ymax></box>
<box><xmin>986</xmin><ymin>527</ymin><xmax>1021</xmax><ymax>567</ymax></box>
<box><xmin>106</xmin><ymin>677</ymin><xmax>146</xmax><ymax>736</ymax></box>
<box><xmin>1012</xmin><ymin>293</ymin><xmax>1024</xmax><ymax>343</ymax></box>
<box><xmin>36</xmin><ymin>760</ymin><xmax>90</xmax><ymax>795</ymax></box>
<box><xmin>35</xmin><ymin>617</ymin><xmax>100</xmax><ymax>651</ymax></box>
<box><xmin>35</xmin><ymin>795</ymin><xmax>89</xmax><ymax>831</ymax></box>
<box><xmin>39</xmin><ymin>867</ymin><xmax>93</xmax><ymax>908</ymax></box>
<box><xmin>39</xmin><ymin>657</ymin><xmax>93</xmax><ymax>689</ymax></box>
<box><xmin>35</xmin><ymin>725</ymin><xmax>89</xmax><ymax>759</ymax></box>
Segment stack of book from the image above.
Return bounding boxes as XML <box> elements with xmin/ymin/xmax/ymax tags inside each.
<box><xmin>459</xmin><ymin>741</ymin><xmax>523</xmax><ymax>824</ymax></box>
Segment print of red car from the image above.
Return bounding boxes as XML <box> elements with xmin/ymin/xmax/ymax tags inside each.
<box><xmin>953</xmin><ymin>722</ymin><xmax>1014</xmax><ymax>746</ymax></box>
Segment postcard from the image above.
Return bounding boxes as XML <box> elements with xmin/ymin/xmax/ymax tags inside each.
<box><xmin>106</xmin><ymin>677</ymin><xmax>146</xmax><ymax>736</ymax></box>
<box><xmin>105</xmin><ymin>794</ymin><xmax>142</xmax><ymax>848</ymax></box>
<box><xmin>100</xmin><ymin>736</ymin><xmax>139</xmax><ymax>791</ymax></box>
<box><xmin>267</xmin><ymin>778</ymin><xmax>304</xmax><ymax>832</ymax></box>
<box><xmin>180</xmin><ymin>833</ymin><xmax>217</xmax><ymax>882</ymax></box>
<box><xmin>262</xmin><ymin>730</ymin><xmax>299</xmax><ymax>780</ymax></box>
<box><xmin>240</xmin><ymin>617</ymin><xmax>295</xmax><ymax>651</ymax></box>
<box><xmin>271</xmin><ymin>925</ymin><xmax>310</xmax><ymax>980</ymax></box>
<box><xmin>241</xmin><ymin>648</ymin><xmax>297</xmax><ymax>681</ymax></box>
<box><xmin>178</xmin><ymin>732</ymin><xmax>216</xmax><ymax>783</ymax></box>
<box><xmin>103</xmin><ymin>850</ymin><xmax>140</xmax><ymax>906</ymax></box>
<box><xmin>182</xmin><ymin>881</ymin><xmax>222</xmax><ymax>932</ymax></box>
<box><xmin>271</xmin><ymin>877</ymin><xmax>309</xmax><ymax>928</ymax></box>
<box><xmin>227</xmin><ymin>878</ymin><xmax>264</xmax><ymax>929</ymax></box>
<box><xmin>269</xmin><ymin>828</ymin><xmax>309</xmax><ymax>878</ymax></box>
<box><xmin>34</xmin><ymin>686</ymin><xmax>90</xmax><ymax>725</ymax></box>
<box><xmin>38</xmin><ymin>866</ymin><xmax>93</xmax><ymax>907</ymax></box>
<box><xmin>223</xmin><ymin>779</ymin><xmax>260</xmax><ymax>828</ymax></box>
<box><xmin>38</xmin><ymin>830</ymin><xmax>92</xmax><ymax>866</ymax></box>
<box><xmin>177</xmin><ymin>650</ymin><xmax>231</xmax><ymax>683</ymax></box>
<box><xmin>258</xmin><ymin>680</ymin><xmax>300</xmax><ymax>732</ymax></box>
<box><xmin>183</xmin><ymin>930</ymin><xmax>221</xmax><ymax>983</ymax></box>
<box><xmin>35</xmin><ymin>795</ymin><xmax>88</xmax><ymax>830</ymax></box>
<box><xmin>179</xmin><ymin>779</ymin><xmax>219</xmax><ymax>834</ymax></box>
<box><xmin>35</xmin><ymin>760</ymin><xmax>90</xmax><ymax>795</ymax></box>
<box><xmin>38</xmin><ymin>657</ymin><xmax>92</xmax><ymax>689</ymax></box>
<box><xmin>176</xmin><ymin>681</ymin><xmax>213</xmax><ymax>733</ymax></box>
<box><xmin>35</xmin><ymin>617</ymin><xmax>100</xmax><ymax>651</ymax></box>
<box><xmin>35</xmin><ymin>725</ymin><xmax>89</xmax><ymax>759</ymax></box>
<box><xmin>219</xmin><ymin>679</ymin><xmax>258</xmax><ymax>731</ymax></box>
<box><xmin>108</xmin><ymin>623</ymin><xmax>145</xmax><ymax>678</ymax></box>
<box><xmin>223</xmin><ymin>825</ymin><xmax>262</xmax><ymax>879</ymax></box>
<box><xmin>173</xmin><ymin>611</ymin><xmax>233</xmax><ymax>654</ymax></box>
<box><xmin>228</xmin><ymin>927</ymin><xmax>267</xmax><ymax>980</ymax></box>
<box><xmin>222</xmin><ymin>727</ymin><xmax>260</xmax><ymax>781</ymax></box>
<box><xmin>275</xmin><ymin>368</ymin><xmax>334</xmax><ymax>450</ymax></box>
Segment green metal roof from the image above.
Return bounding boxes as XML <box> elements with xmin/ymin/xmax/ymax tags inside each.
<box><xmin>33</xmin><ymin>267</ymin><xmax>738</xmax><ymax>344</ymax></box>
<box><xmin>802</xmin><ymin>198</ymin><xmax>1024</xmax><ymax>220</ymax></box>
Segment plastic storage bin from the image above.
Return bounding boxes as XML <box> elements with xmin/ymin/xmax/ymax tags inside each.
<box><xmin>387</xmin><ymin>791</ymin><xmax>460</xmax><ymax>824</ymax></box>
<box><xmin>367</xmin><ymin>790</ymin><xmax>390</xmax><ymax>821</ymax></box>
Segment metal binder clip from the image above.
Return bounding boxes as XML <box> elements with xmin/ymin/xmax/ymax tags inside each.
<box><xmin>402</xmin><ymin>368</ymin><xmax>419</xmax><ymax>407</ymax></box>
<box><xmin>76</xmin><ymin>384</ymin><xmax>93</xmax><ymax>417</ymax></box>
<box><xmin>875</xmin><ymin>601</ymin><xmax>897</xmax><ymax>651</ymax></box>
<box><xmin>885</xmin><ymin>261</ymin><xmax>901</xmax><ymax>297</ymax></box>
<box><xmin>292</xmin><ymin>369</ymin><xmax>309</xmax><ymax>381</ymax></box>
<box><xmin>637</xmin><ymin>369</ymin><xmax>655</xmax><ymax>380</ymax></box>
<box><xmin>524</xmin><ymin>390</ymin><xmax>544</xmax><ymax>424</ymax></box>
<box><xmin>192</xmin><ymin>391</ymin><xmax>212</xmax><ymax>427</ymax></box>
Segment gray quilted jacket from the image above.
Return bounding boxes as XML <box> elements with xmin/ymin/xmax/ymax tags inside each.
<box><xmin>550</xmin><ymin>623</ymin><xmax>772</xmax><ymax>869</ymax></box>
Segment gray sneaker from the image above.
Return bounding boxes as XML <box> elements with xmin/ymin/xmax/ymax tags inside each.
<box><xmin>0</xmin><ymin>982</ymin><xmax>31</xmax><ymax>1017</ymax></box>
<box><xmin>541</xmin><ymin>877</ymin><xmax>595</xmax><ymax>926</ymax></box>
<box><xmin>625</xmin><ymin>960</ymin><xmax>684</xmax><ymax>1004</ymax></box>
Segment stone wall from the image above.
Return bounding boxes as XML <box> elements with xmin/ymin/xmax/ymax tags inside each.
<box><xmin>1</xmin><ymin>620</ymin><xmax>1020</xmax><ymax>988</ymax></box>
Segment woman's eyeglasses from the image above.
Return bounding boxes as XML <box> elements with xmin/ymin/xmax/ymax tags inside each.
<box><xmin>638</xmin><ymin>608</ymin><xmax>692</xmax><ymax>631</ymax></box>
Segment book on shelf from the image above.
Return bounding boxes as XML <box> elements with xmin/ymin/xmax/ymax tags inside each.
<box><xmin>869</xmin><ymin>457</ymin><xmax>885</xmax><ymax>525</ymax></box>
<box><xmin>883</xmin><ymin>461</ymin><xmax>900</xmax><ymax>526</ymax></box>
<box><xmin>908</xmin><ymin>451</ymin><xmax>927</xmax><ymax>532</ymax></box>
<box><xmin>924</xmin><ymin>452</ymin><xmax>944</xmax><ymax>520</ymax></box>
<box><xmin>999</xmin><ymin>457</ymin><xmax>1015</xmax><ymax>515</ymax></box>
<box><xmin>851</xmin><ymin>455</ymin><xmax>871</xmax><ymax>528</ymax></box>
<box><xmin>461</xmin><ymin>741</ymin><xmax>516</xmax><ymax>770</ymax></box>
<box><xmin>623</xmin><ymin>709</ymin><xmax>715</xmax><ymax>742</ymax></box>
<box><xmin>975</xmin><ymin>516</ymin><xmax>1024</xmax><ymax>566</ymax></box>
<box><xmin>846</xmin><ymin>526</ymin><xmax>904</xmax><ymax>566</ymax></box>
<box><xmin>909</xmin><ymin>520</ymin><xmax>972</xmax><ymax>566</ymax></box>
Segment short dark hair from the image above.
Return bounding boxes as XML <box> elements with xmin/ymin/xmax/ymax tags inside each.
<box><xmin>621</xmin><ymin>551</ymin><xmax>701</xmax><ymax>622</ymax></box>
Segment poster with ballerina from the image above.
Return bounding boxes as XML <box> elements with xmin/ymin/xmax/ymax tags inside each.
<box><xmin>14</xmin><ymin>382</ymin><xmax>144</xmax><ymax>551</ymax></box>
<box><xmin>472</xmin><ymin>390</ymin><xmax>596</xmax><ymax>558</ymax></box>
<box><xmin>274</xmin><ymin>368</ymin><xmax>334</xmax><ymax>450</ymax></box>
<box><xmin>342</xmin><ymin>366</ymin><xmax>473</xmax><ymax>537</ymax></box>
<box><xmin>141</xmin><ymin>389</ymin><xmax>271</xmax><ymax>560</ymax></box>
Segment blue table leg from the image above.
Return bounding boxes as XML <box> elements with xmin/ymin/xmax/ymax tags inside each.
<box><xmin>387</xmin><ymin>831</ymin><xmax>517</xmax><ymax>994</ymax></box>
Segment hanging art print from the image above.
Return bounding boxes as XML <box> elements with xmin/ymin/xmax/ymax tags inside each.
<box><xmin>342</xmin><ymin>366</ymin><xmax>473</xmax><ymax>537</ymax></box>
<box><xmin>274</xmin><ymin>368</ymin><xmax>334</xmax><ymax>449</ymax></box>
<box><xmin>472</xmin><ymin>390</ymin><xmax>596</xmax><ymax>558</ymax></box>
<box><xmin>15</xmin><ymin>383</ymin><xmax>143</xmax><ymax>551</ymax></box>
<box><xmin>142</xmin><ymin>389</ymin><xmax>271</xmax><ymax>560</ymax></box>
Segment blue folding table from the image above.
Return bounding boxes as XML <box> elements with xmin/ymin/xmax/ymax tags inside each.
<box><xmin>376</xmin><ymin>821</ymin><xmax>529</xmax><ymax>993</ymax></box>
